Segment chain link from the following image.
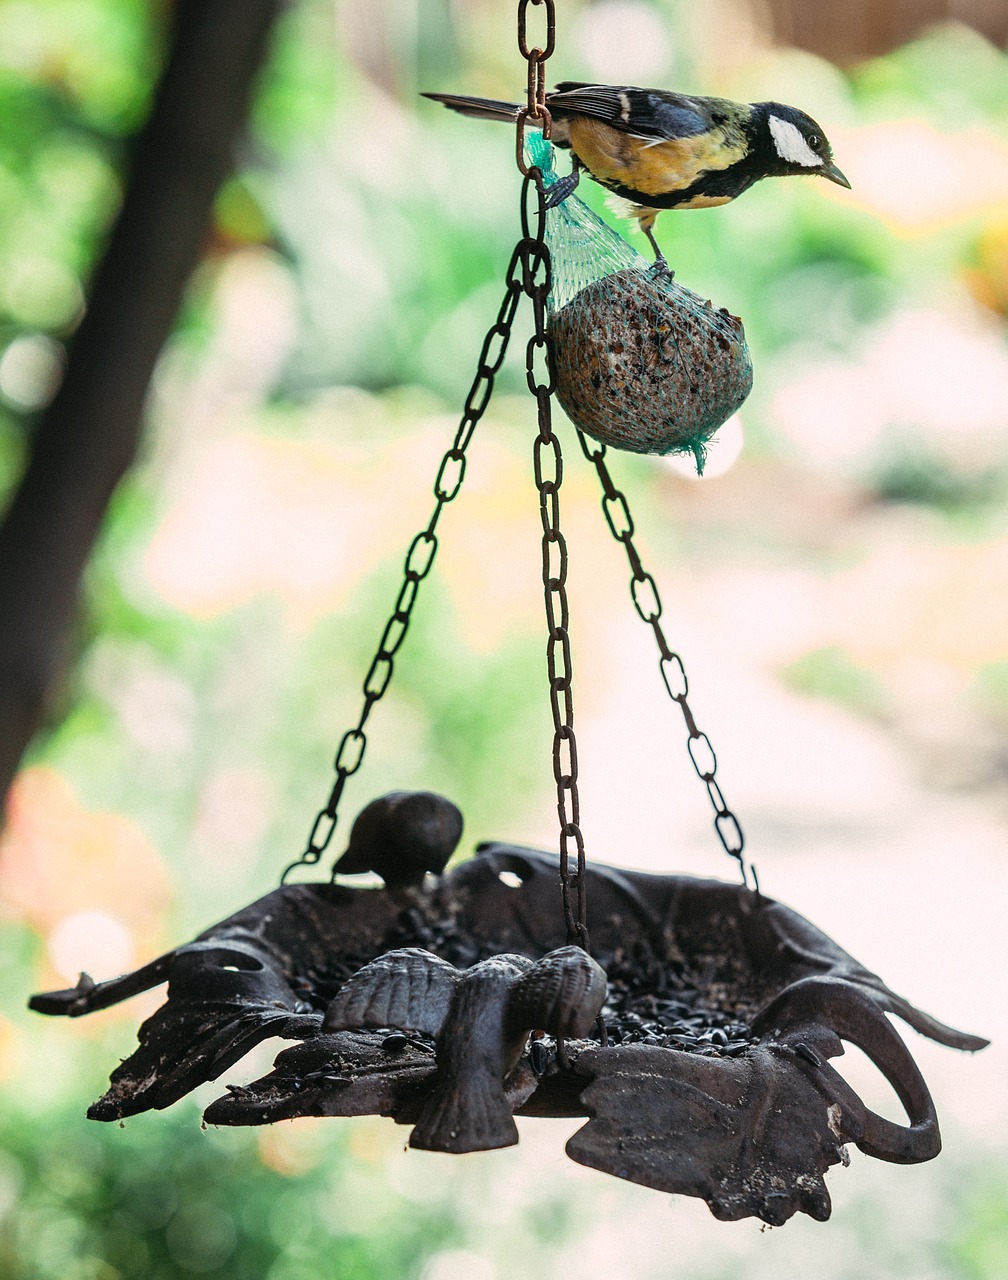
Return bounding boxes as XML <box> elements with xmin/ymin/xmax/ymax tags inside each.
<box><xmin>575</xmin><ymin>430</ymin><xmax>751</xmax><ymax>888</ymax></box>
<box><xmin>515</xmin><ymin>0</ymin><xmax>554</xmax><ymax>174</ymax></box>
<box><xmin>280</xmin><ymin>272</ymin><xmax>524</xmax><ymax>884</ymax></box>
<box><xmin>517</xmin><ymin>0</ymin><xmax>555</xmax><ymax>61</ymax></box>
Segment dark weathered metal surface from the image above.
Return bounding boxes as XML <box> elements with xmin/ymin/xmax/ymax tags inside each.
<box><xmin>30</xmin><ymin>832</ymin><xmax>986</xmax><ymax>1221</ymax></box>
<box><xmin>565</xmin><ymin>975</ymin><xmax>948</xmax><ymax>1222</ymax></box>
<box><xmin>315</xmin><ymin>944</ymin><xmax>606</xmax><ymax>1152</ymax></box>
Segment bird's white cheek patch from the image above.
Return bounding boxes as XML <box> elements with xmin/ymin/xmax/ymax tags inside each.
<box><xmin>768</xmin><ymin>116</ymin><xmax>820</xmax><ymax>167</ymax></box>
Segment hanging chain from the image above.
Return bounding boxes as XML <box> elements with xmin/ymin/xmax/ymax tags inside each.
<box><xmin>515</xmin><ymin>0</ymin><xmax>554</xmax><ymax>174</ymax></box>
<box><xmin>283</xmin><ymin>0</ymin><xmax>603</xmax><ymax>963</ymax></box>
<box><xmin>574</xmin><ymin>429</ymin><xmax>750</xmax><ymax>888</ymax></box>
<box><xmin>516</xmin><ymin>0</ymin><xmax>603</xmax><ymax>1061</ymax></box>
<box><xmin>513</xmin><ymin>0</ymin><xmax>590</xmax><ymax>954</ymax></box>
<box><xmin>280</xmin><ymin>271</ymin><xmax>524</xmax><ymax>884</ymax></box>
<box><xmin>520</xmin><ymin>175</ymin><xmax>590</xmax><ymax>952</ymax></box>
<box><xmin>514</xmin><ymin>0</ymin><xmax>745</xmax><ymax>901</ymax></box>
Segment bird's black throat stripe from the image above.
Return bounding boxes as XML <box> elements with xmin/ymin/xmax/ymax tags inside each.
<box><xmin>597</xmin><ymin>154</ymin><xmax>766</xmax><ymax>210</ymax></box>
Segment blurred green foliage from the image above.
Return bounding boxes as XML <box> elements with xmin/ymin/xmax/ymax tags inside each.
<box><xmin>0</xmin><ymin>1099</ymin><xmax>465</xmax><ymax>1279</ymax></box>
<box><xmin>780</xmin><ymin>645</ymin><xmax>889</xmax><ymax>717</ymax></box>
<box><xmin>946</xmin><ymin>1164</ymin><xmax>1008</xmax><ymax>1280</ymax></box>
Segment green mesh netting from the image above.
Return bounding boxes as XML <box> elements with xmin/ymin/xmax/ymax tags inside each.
<box><xmin>528</xmin><ymin>132</ymin><xmax>753</xmax><ymax>474</ymax></box>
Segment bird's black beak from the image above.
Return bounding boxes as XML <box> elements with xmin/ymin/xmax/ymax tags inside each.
<box><xmin>819</xmin><ymin>161</ymin><xmax>851</xmax><ymax>189</ymax></box>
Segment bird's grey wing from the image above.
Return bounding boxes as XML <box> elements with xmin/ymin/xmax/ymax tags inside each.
<box><xmin>322</xmin><ymin>947</ymin><xmax>457</xmax><ymax>1037</ymax></box>
<box><xmin>550</xmin><ymin>83</ymin><xmax>709</xmax><ymax>141</ymax></box>
<box><xmin>508</xmin><ymin>946</ymin><xmax>608</xmax><ymax>1040</ymax></box>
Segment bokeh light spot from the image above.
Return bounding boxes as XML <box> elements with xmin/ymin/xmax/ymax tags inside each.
<box><xmin>0</xmin><ymin>334</ymin><xmax>65</xmax><ymax>412</ymax></box>
<box><xmin>47</xmin><ymin>910</ymin><xmax>134</xmax><ymax>985</ymax></box>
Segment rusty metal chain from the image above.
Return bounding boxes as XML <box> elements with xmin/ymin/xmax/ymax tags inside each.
<box><xmin>513</xmin><ymin>0</ymin><xmax>591</xmax><ymax>959</ymax></box>
<box><xmin>575</xmin><ymin>429</ymin><xmax>751</xmax><ymax>890</ymax></box>
<box><xmin>515</xmin><ymin>0</ymin><xmax>554</xmax><ymax>175</ymax></box>
<box><xmin>280</xmin><ymin>269</ymin><xmax>524</xmax><ymax>884</ymax></box>
<box><xmin>515</xmin><ymin>0</ymin><xmax>606</xmax><ymax>1061</ymax></box>
<box><xmin>284</xmin><ymin>0</ymin><xmax>602</xmax><ymax>997</ymax></box>
<box><xmin>519</xmin><ymin>173</ymin><xmax>590</xmax><ymax>954</ymax></box>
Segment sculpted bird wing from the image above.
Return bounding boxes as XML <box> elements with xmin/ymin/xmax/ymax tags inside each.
<box><xmin>550</xmin><ymin>83</ymin><xmax>710</xmax><ymax>141</ymax></box>
<box><xmin>322</xmin><ymin>947</ymin><xmax>458</xmax><ymax>1037</ymax></box>
<box><xmin>508</xmin><ymin>946</ymin><xmax>608</xmax><ymax>1040</ymax></box>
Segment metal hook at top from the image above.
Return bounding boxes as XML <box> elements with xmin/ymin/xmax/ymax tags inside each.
<box><xmin>515</xmin><ymin>0</ymin><xmax>555</xmax><ymax>176</ymax></box>
<box><xmin>517</xmin><ymin>0</ymin><xmax>556</xmax><ymax>61</ymax></box>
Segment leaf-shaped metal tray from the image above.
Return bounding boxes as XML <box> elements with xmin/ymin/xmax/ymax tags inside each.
<box><xmin>31</xmin><ymin>840</ymin><xmax>986</xmax><ymax>1224</ymax></box>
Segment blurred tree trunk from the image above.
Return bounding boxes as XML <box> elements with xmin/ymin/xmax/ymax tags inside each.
<box><xmin>0</xmin><ymin>0</ymin><xmax>284</xmax><ymax>807</ymax></box>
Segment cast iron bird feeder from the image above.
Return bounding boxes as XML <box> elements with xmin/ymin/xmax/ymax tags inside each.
<box><xmin>32</xmin><ymin>791</ymin><xmax>987</xmax><ymax>1224</ymax></box>
<box><xmin>29</xmin><ymin>0</ymin><xmax>988</xmax><ymax>1228</ymax></box>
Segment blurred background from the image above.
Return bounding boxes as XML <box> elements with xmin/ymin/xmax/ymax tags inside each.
<box><xmin>0</xmin><ymin>0</ymin><xmax>1006</xmax><ymax>1276</ymax></box>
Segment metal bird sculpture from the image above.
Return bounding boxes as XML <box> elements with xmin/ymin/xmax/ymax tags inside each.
<box><xmin>322</xmin><ymin>944</ymin><xmax>608</xmax><ymax>1152</ymax></box>
<box><xmin>331</xmin><ymin>790</ymin><xmax>463</xmax><ymax>887</ymax></box>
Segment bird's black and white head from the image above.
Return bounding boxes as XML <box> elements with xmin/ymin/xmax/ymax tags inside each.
<box><xmin>755</xmin><ymin>102</ymin><xmax>850</xmax><ymax>189</ymax></box>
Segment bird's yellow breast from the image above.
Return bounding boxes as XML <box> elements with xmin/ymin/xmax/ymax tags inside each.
<box><xmin>568</xmin><ymin>117</ymin><xmax>747</xmax><ymax>199</ymax></box>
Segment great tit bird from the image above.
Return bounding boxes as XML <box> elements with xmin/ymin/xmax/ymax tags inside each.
<box><xmin>424</xmin><ymin>83</ymin><xmax>850</xmax><ymax>269</ymax></box>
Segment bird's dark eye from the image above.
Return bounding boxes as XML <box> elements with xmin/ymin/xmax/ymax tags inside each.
<box><xmin>808</xmin><ymin>133</ymin><xmax>821</xmax><ymax>150</ymax></box>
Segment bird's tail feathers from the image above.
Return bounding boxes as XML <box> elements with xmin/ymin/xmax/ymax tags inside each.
<box><xmin>422</xmin><ymin>92</ymin><xmax>520</xmax><ymax>123</ymax></box>
<box><xmin>409</xmin><ymin>1076</ymin><xmax>520</xmax><ymax>1153</ymax></box>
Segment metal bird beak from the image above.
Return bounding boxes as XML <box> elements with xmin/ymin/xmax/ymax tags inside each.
<box><xmin>819</xmin><ymin>161</ymin><xmax>851</xmax><ymax>189</ymax></box>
